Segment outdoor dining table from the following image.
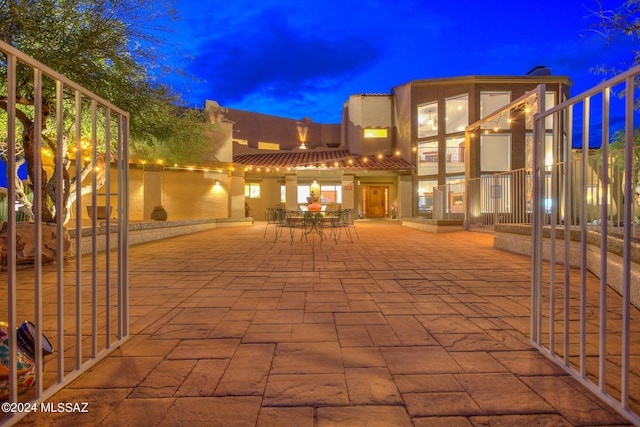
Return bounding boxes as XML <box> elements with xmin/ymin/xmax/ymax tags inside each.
<box><xmin>278</xmin><ymin>209</ymin><xmax>340</xmax><ymax>243</ymax></box>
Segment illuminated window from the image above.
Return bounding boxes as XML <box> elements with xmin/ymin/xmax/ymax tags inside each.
<box><xmin>525</xmin><ymin>133</ymin><xmax>554</xmax><ymax>169</ymax></box>
<box><xmin>320</xmin><ymin>185</ymin><xmax>342</xmax><ymax>203</ymax></box>
<box><xmin>297</xmin><ymin>185</ymin><xmax>310</xmax><ymax>203</ymax></box>
<box><xmin>418</xmin><ymin>180</ymin><xmax>437</xmax><ymax>214</ymax></box>
<box><xmin>281</xmin><ymin>185</ymin><xmax>286</xmax><ymax>203</ymax></box>
<box><xmin>234</xmin><ymin>139</ymin><xmax>248</xmax><ymax>145</ymax></box>
<box><xmin>445</xmin><ymin>136</ymin><xmax>465</xmax><ymax>173</ymax></box>
<box><xmin>364</xmin><ymin>129</ymin><xmax>387</xmax><ymax>138</ymax></box>
<box><xmin>417</xmin><ymin>141</ymin><xmax>438</xmax><ymax>175</ymax></box>
<box><xmin>418</xmin><ymin>102</ymin><xmax>438</xmax><ymax>138</ymax></box>
<box><xmin>244</xmin><ymin>183</ymin><xmax>261</xmax><ymax>199</ymax></box>
<box><xmin>258</xmin><ymin>141</ymin><xmax>279</xmax><ymax>150</ymax></box>
<box><xmin>481</xmin><ymin>134</ymin><xmax>511</xmax><ymax>172</ymax></box>
<box><xmin>445</xmin><ymin>94</ymin><xmax>468</xmax><ymax>134</ymax></box>
<box><xmin>481</xmin><ymin>92</ymin><xmax>511</xmax><ymax>130</ymax></box>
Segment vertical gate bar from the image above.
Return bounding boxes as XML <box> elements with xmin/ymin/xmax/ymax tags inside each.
<box><xmin>91</xmin><ymin>99</ymin><xmax>98</xmax><ymax>357</ymax></box>
<box><xmin>564</xmin><ymin>105</ymin><xmax>573</xmax><ymax>365</ymax></box>
<box><xmin>32</xmin><ymin>68</ymin><xmax>44</xmax><ymax>397</ymax></box>
<box><xmin>531</xmin><ymin>85</ymin><xmax>544</xmax><ymax>343</ymax></box>
<box><xmin>117</xmin><ymin>117</ymin><xmax>124</xmax><ymax>338</ymax></box>
<box><xmin>55</xmin><ymin>80</ymin><xmax>65</xmax><ymax>385</ymax></box>
<box><xmin>549</xmin><ymin>107</ymin><xmax>560</xmax><ymax>354</ymax></box>
<box><xmin>104</xmin><ymin>108</ymin><xmax>112</xmax><ymax>348</ymax></box>
<box><xmin>121</xmin><ymin>116</ymin><xmax>130</xmax><ymax>338</ymax></box>
<box><xmin>599</xmin><ymin>87</ymin><xmax>610</xmax><ymax>392</ymax></box>
<box><xmin>621</xmin><ymin>75</ymin><xmax>634</xmax><ymax>409</ymax></box>
<box><xmin>580</xmin><ymin>96</ymin><xmax>590</xmax><ymax>378</ymax></box>
<box><xmin>74</xmin><ymin>90</ymin><xmax>83</xmax><ymax>370</ymax></box>
<box><xmin>6</xmin><ymin>52</ymin><xmax>18</xmax><ymax>404</ymax></box>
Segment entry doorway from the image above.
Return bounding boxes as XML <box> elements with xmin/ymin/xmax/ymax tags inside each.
<box><xmin>363</xmin><ymin>186</ymin><xmax>388</xmax><ymax>218</ymax></box>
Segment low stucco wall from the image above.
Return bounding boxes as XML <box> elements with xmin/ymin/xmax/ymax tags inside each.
<box><xmin>494</xmin><ymin>224</ymin><xmax>640</xmax><ymax>307</ymax></box>
<box><xmin>401</xmin><ymin>217</ymin><xmax>464</xmax><ymax>233</ymax></box>
<box><xmin>67</xmin><ymin>217</ymin><xmax>254</xmax><ymax>257</ymax></box>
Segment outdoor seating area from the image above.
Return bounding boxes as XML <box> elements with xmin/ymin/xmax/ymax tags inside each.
<box><xmin>264</xmin><ymin>208</ymin><xmax>358</xmax><ymax>244</ymax></box>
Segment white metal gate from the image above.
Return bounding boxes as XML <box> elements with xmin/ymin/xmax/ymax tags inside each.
<box><xmin>1</xmin><ymin>40</ymin><xmax>129</xmax><ymax>425</ymax></box>
<box><xmin>531</xmin><ymin>66</ymin><xmax>640</xmax><ymax>425</ymax></box>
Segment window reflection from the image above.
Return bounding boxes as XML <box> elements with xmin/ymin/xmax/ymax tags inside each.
<box><xmin>418</xmin><ymin>102</ymin><xmax>438</xmax><ymax>138</ymax></box>
<box><xmin>445</xmin><ymin>94</ymin><xmax>468</xmax><ymax>134</ymax></box>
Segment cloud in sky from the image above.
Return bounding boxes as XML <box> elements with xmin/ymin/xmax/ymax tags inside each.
<box><xmin>161</xmin><ymin>0</ymin><xmax>638</xmax><ymax>123</ymax></box>
<box><xmin>186</xmin><ymin>8</ymin><xmax>381</xmax><ymax>103</ymax></box>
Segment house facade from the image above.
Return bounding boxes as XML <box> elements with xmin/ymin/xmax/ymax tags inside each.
<box><xmin>202</xmin><ymin>71</ymin><xmax>571</xmax><ymax>221</ymax></box>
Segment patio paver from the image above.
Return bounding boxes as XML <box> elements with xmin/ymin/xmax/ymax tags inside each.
<box><xmin>15</xmin><ymin>221</ymin><xmax>634</xmax><ymax>426</ymax></box>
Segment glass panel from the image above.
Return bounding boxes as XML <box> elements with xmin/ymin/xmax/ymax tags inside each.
<box><xmin>525</xmin><ymin>132</ymin><xmax>554</xmax><ymax>169</ymax></box>
<box><xmin>258</xmin><ymin>141</ymin><xmax>279</xmax><ymax>150</ymax></box>
<box><xmin>364</xmin><ymin>129</ymin><xmax>387</xmax><ymax>138</ymax></box>
<box><xmin>280</xmin><ymin>185</ymin><xmax>286</xmax><ymax>203</ymax></box>
<box><xmin>480</xmin><ymin>91</ymin><xmax>511</xmax><ymax>130</ymax></box>
<box><xmin>297</xmin><ymin>185</ymin><xmax>310</xmax><ymax>203</ymax></box>
<box><xmin>418</xmin><ymin>180</ymin><xmax>437</xmax><ymax>214</ymax></box>
<box><xmin>545</xmin><ymin>91</ymin><xmax>556</xmax><ymax>130</ymax></box>
<box><xmin>245</xmin><ymin>183</ymin><xmax>261</xmax><ymax>199</ymax></box>
<box><xmin>320</xmin><ymin>185</ymin><xmax>342</xmax><ymax>203</ymax></box>
<box><xmin>417</xmin><ymin>141</ymin><xmax>438</xmax><ymax>175</ymax></box>
<box><xmin>445</xmin><ymin>136</ymin><xmax>465</xmax><ymax>174</ymax></box>
<box><xmin>417</xmin><ymin>102</ymin><xmax>438</xmax><ymax>138</ymax></box>
<box><xmin>525</xmin><ymin>91</ymin><xmax>557</xmax><ymax>130</ymax></box>
<box><xmin>480</xmin><ymin>134</ymin><xmax>511</xmax><ymax>172</ymax></box>
<box><xmin>445</xmin><ymin>94</ymin><xmax>468</xmax><ymax>134</ymax></box>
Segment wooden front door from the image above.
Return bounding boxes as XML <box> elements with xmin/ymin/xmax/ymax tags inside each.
<box><xmin>365</xmin><ymin>186</ymin><xmax>387</xmax><ymax>218</ymax></box>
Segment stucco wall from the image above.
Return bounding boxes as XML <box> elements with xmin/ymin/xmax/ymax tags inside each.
<box><xmin>76</xmin><ymin>166</ymin><xmax>230</xmax><ymax>222</ymax></box>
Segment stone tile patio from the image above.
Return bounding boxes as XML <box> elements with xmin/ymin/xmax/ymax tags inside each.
<box><xmin>14</xmin><ymin>221</ymin><xmax>635</xmax><ymax>426</ymax></box>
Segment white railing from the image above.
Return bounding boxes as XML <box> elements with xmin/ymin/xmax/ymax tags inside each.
<box><xmin>465</xmin><ymin>168</ymin><xmax>533</xmax><ymax>232</ymax></box>
<box><xmin>531</xmin><ymin>66</ymin><xmax>640</xmax><ymax>425</ymax></box>
<box><xmin>432</xmin><ymin>181</ymin><xmax>465</xmax><ymax>221</ymax></box>
<box><xmin>0</xmin><ymin>40</ymin><xmax>129</xmax><ymax>425</ymax></box>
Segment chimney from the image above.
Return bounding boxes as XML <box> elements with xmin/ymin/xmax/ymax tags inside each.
<box><xmin>526</xmin><ymin>65</ymin><xmax>551</xmax><ymax>76</ymax></box>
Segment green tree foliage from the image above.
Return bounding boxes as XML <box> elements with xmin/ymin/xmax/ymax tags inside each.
<box><xmin>0</xmin><ymin>0</ymin><xmax>214</xmax><ymax>222</ymax></box>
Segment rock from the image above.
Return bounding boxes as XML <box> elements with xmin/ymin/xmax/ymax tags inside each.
<box><xmin>0</xmin><ymin>222</ymin><xmax>71</xmax><ymax>269</ymax></box>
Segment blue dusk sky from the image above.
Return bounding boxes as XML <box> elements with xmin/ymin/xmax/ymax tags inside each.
<box><xmin>159</xmin><ymin>0</ymin><xmax>638</xmax><ymax>124</ymax></box>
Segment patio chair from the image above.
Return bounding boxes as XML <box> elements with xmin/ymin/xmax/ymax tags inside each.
<box><xmin>264</xmin><ymin>207</ymin><xmax>280</xmax><ymax>238</ymax></box>
<box><xmin>344</xmin><ymin>208</ymin><xmax>359</xmax><ymax>239</ymax></box>
<box><xmin>326</xmin><ymin>209</ymin><xmax>353</xmax><ymax>243</ymax></box>
<box><xmin>277</xmin><ymin>210</ymin><xmax>308</xmax><ymax>244</ymax></box>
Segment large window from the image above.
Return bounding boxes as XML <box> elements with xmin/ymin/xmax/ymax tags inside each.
<box><xmin>320</xmin><ymin>185</ymin><xmax>342</xmax><ymax>203</ymax></box>
<box><xmin>525</xmin><ymin>133</ymin><xmax>554</xmax><ymax>169</ymax></box>
<box><xmin>417</xmin><ymin>102</ymin><xmax>438</xmax><ymax>138</ymax></box>
<box><xmin>445</xmin><ymin>136</ymin><xmax>465</xmax><ymax>174</ymax></box>
<box><xmin>525</xmin><ymin>91</ymin><xmax>557</xmax><ymax>130</ymax></box>
<box><xmin>417</xmin><ymin>141</ymin><xmax>438</xmax><ymax>175</ymax></box>
<box><xmin>418</xmin><ymin>180</ymin><xmax>437</xmax><ymax>214</ymax></box>
<box><xmin>445</xmin><ymin>94</ymin><xmax>468</xmax><ymax>134</ymax></box>
<box><xmin>297</xmin><ymin>184</ymin><xmax>342</xmax><ymax>203</ymax></box>
<box><xmin>364</xmin><ymin>129</ymin><xmax>387</xmax><ymax>138</ymax></box>
<box><xmin>480</xmin><ymin>91</ymin><xmax>511</xmax><ymax>130</ymax></box>
<box><xmin>297</xmin><ymin>185</ymin><xmax>310</xmax><ymax>203</ymax></box>
<box><xmin>245</xmin><ymin>183</ymin><xmax>261</xmax><ymax>199</ymax></box>
<box><xmin>480</xmin><ymin>134</ymin><xmax>511</xmax><ymax>172</ymax></box>
<box><xmin>258</xmin><ymin>141</ymin><xmax>279</xmax><ymax>150</ymax></box>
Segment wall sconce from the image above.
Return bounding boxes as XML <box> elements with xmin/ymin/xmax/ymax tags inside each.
<box><xmin>296</xmin><ymin>117</ymin><xmax>311</xmax><ymax>150</ymax></box>
<box><xmin>214</xmin><ymin>180</ymin><xmax>221</xmax><ymax>188</ymax></box>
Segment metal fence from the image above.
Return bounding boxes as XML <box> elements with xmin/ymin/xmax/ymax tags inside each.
<box><xmin>531</xmin><ymin>66</ymin><xmax>640</xmax><ymax>425</ymax></box>
<box><xmin>464</xmin><ymin>168</ymin><xmax>533</xmax><ymax>232</ymax></box>
<box><xmin>0</xmin><ymin>40</ymin><xmax>129</xmax><ymax>425</ymax></box>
